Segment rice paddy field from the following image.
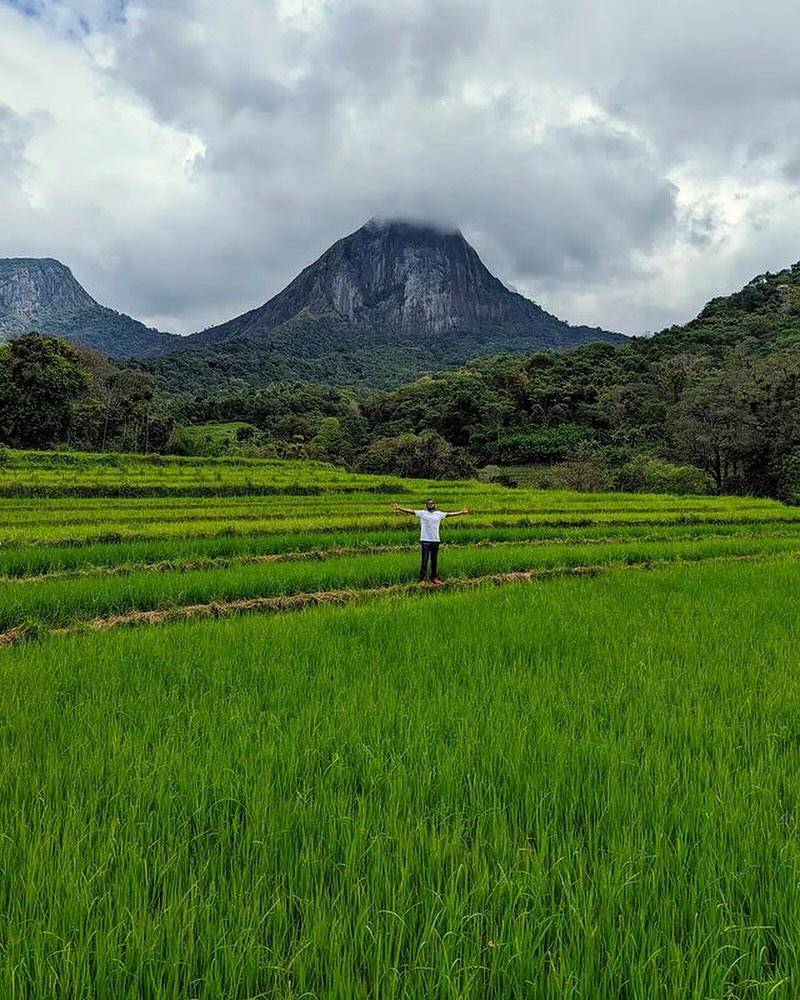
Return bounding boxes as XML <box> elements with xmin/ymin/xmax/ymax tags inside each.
<box><xmin>3</xmin><ymin>450</ymin><xmax>800</xmax><ymax>998</ymax></box>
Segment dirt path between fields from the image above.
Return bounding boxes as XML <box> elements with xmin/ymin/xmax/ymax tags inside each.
<box><xmin>5</xmin><ymin>524</ymin><xmax>797</xmax><ymax>585</ymax></box>
<box><xmin>1</xmin><ymin>549</ymin><xmax>795</xmax><ymax>647</ymax></box>
<box><xmin>5</xmin><ymin>513</ymin><xmax>798</xmax><ymax>551</ymax></box>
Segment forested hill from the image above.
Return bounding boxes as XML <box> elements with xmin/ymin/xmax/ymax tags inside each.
<box><xmin>137</xmin><ymin>244</ymin><xmax>800</xmax><ymax>394</ymax></box>
<box><xmin>8</xmin><ymin>251</ymin><xmax>800</xmax><ymax>502</ymax></box>
<box><xmin>176</xmin><ymin>260</ymin><xmax>800</xmax><ymax>500</ymax></box>
<box><xmin>643</xmin><ymin>261</ymin><xmax>800</xmax><ymax>355</ymax></box>
<box><xmin>8</xmin><ymin>250</ymin><xmax>800</xmax><ymax>500</ymax></box>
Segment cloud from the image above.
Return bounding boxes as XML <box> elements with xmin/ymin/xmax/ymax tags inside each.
<box><xmin>0</xmin><ymin>104</ymin><xmax>37</xmax><ymax>177</ymax></box>
<box><xmin>1</xmin><ymin>0</ymin><xmax>800</xmax><ymax>336</ymax></box>
<box><xmin>6</xmin><ymin>0</ymin><xmax>126</xmax><ymax>36</ymax></box>
<box><xmin>0</xmin><ymin>2</ymin><xmax>205</xmax><ymax>326</ymax></box>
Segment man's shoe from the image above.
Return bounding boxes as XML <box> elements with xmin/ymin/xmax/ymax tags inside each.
<box><xmin>431</xmin><ymin>577</ymin><xmax>444</xmax><ymax>585</ymax></box>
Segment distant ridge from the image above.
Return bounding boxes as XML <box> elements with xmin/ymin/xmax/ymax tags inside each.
<box><xmin>0</xmin><ymin>221</ymin><xmax>628</xmax><ymax>386</ymax></box>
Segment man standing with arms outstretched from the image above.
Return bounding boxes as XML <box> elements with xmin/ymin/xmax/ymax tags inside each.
<box><xmin>391</xmin><ymin>499</ymin><xmax>472</xmax><ymax>585</ymax></box>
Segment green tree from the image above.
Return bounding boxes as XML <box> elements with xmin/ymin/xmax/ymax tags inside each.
<box><xmin>308</xmin><ymin>416</ymin><xmax>354</xmax><ymax>465</ymax></box>
<box><xmin>668</xmin><ymin>352</ymin><xmax>760</xmax><ymax>491</ymax></box>
<box><xmin>0</xmin><ymin>334</ymin><xmax>88</xmax><ymax>448</ymax></box>
<box><xmin>71</xmin><ymin>347</ymin><xmax>172</xmax><ymax>452</ymax></box>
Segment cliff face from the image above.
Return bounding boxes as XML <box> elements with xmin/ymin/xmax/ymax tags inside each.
<box><xmin>190</xmin><ymin>219</ymin><xmax>627</xmax><ymax>350</ymax></box>
<box><xmin>300</xmin><ymin>220</ymin><xmax>535</xmax><ymax>335</ymax></box>
<box><xmin>0</xmin><ymin>258</ymin><xmax>178</xmax><ymax>358</ymax></box>
<box><xmin>282</xmin><ymin>220</ymin><xmax>525</xmax><ymax>335</ymax></box>
<box><xmin>0</xmin><ymin>258</ymin><xmax>97</xmax><ymax>327</ymax></box>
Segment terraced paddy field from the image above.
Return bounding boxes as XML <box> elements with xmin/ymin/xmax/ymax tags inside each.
<box><xmin>3</xmin><ymin>451</ymin><xmax>800</xmax><ymax>998</ymax></box>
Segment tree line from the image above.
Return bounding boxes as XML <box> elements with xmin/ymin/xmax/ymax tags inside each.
<box><xmin>167</xmin><ymin>261</ymin><xmax>800</xmax><ymax>497</ymax></box>
<box><xmin>174</xmin><ymin>336</ymin><xmax>800</xmax><ymax>498</ymax></box>
<box><xmin>5</xmin><ymin>313</ymin><xmax>800</xmax><ymax>499</ymax></box>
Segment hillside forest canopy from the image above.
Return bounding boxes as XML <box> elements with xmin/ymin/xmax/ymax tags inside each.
<box><xmin>4</xmin><ymin>261</ymin><xmax>800</xmax><ymax>500</ymax></box>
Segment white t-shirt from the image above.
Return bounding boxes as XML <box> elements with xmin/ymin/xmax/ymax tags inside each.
<box><xmin>415</xmin><ymin>509</ymin><xmax>447</xmax><ymax>542</ymax></box>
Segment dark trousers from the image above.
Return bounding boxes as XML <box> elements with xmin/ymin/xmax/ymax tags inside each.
<box><xmin>419</xmin><ymin>541</ymin><xmax>440</xmax><ymax>580</ymax></box>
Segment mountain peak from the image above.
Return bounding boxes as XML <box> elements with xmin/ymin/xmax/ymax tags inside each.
<box><xmin>0</xmin><ymin>257</ymin><xmax>99</xmax><ymax>319</ymax></box>
<box><xmin>0</xmin><ymin>257</ymin><xmax>178</xmax><ymax>357</ymax></box>
<box><xmin>361</xmin><ymin>216</ymin><xmax>464</xmax><ymax>241</ymax></box>
<box><xmin>183</xmin><ymin>218</ymin><xmax>627</xmax><ymax>382</ymax></box>
<box><xmin>2</xmin><ymin>256</ymin><xmax>70</xmax><ymax>269</ymax></box>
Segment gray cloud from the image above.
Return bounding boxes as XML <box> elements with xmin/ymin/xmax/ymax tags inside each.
<box><xmin>0</xmin><ymin>103</ymin><xmax>36</xmax><ymax>178</ymax></box>
<box><xmin>2</xmin><ymin>0</ymin><xmax>800</xmax><ymax>335</ymax></box>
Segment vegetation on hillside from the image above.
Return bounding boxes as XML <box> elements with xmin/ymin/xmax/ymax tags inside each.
<box><xmin>6</xmin><ymin>263</ymin><xmax>800</xmax><ymax>498</ymax></box>
<box><xmin>156</xmin><ymin>263</ymin><xmax>800</xmax><ymax>498</ymax></box>
<box><xmin>174</xmin><ymin>336</ymin><xmax>800</xmax><ymax>498</ymax></box>
<box><xmin>136</xmin><ymin>311</ymin><xmax>621</xmax><ymax>392</ymax></box>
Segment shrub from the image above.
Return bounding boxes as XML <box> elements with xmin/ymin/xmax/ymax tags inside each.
<box><xmin>778</xmin><ymin>447</ymin><xmax>800</xmax><ymax>504</ymax></box>
<box><xmin>493</xmin><ymin>424</ymin><xmax>593</xmax><ymax>464</ymax></box>
<box><xmin>614</xmin><ymin>457</ymin><xmax>715</xmax><ymax>495</ymax></box>
<box><xmin>357</xmin><ymin>431</ymin><xmax>475</xmax><ymax>480</ymax></box>
<box><xmin>554</xmin><ymin>456</ymin><xmax>614</xmax><ymax>493</ymax></box>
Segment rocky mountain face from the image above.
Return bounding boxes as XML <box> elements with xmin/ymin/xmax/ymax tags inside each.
<box><xmin>0</xmin><ymin>258</ymin><xmax>178</xmax><ymax>358</ymax></box>
<box><xmin>191</xmin><ymin>219</ymin><xmax>626</xmax><ymax>350</ymax></box>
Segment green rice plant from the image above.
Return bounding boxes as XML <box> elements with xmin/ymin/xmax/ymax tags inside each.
<box><xmin>1</xmin><ymin>560</ymin><xmax>800</xmax><ymax>996</ymax></box>
<box><xmin>3</xmin><ymin>453</ymin><xmax>800</xmax><ymax>996</ymax></box>
<box><xmin>2</xmin><ymin>503</ymin><xmax>798</xmax><ymax>549</ymax></box>
<box><xmin>3</xmin><ymin>519</ymin><xmax>798</xmax><ymax>580</ymax></box>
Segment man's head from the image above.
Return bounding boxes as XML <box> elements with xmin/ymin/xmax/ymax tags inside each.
<box><xmin>425</xmin><ymin>498</ymin><xmax>436</xmax><ymax>511</ymax></box>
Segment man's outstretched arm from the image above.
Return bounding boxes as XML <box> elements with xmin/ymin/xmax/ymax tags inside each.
<box><xmin>391</xmin><ymin>503</ymin><xmax>417</xmax><ymax>515</ymax></box>
<box><xmin>443</xmin><ymin>508</ymin><xmax>472</xmax><ymax>516</ymax></box>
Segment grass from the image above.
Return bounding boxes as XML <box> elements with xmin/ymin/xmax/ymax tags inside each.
<box><xmin>0</xmin><ymin>519</ymin><xmax>796</xmax><ymax>581</ymax></box>
<box><xmin>2</xmin><ymin>560</ymin><xmax>800</xmax><ymax>997</ymax></box>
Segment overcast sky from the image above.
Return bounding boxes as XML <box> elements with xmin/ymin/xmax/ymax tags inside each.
<box><xmin>2</xmin><ymin>0</ymin><xmax>800</xmax><ymax>336</ymax></box>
